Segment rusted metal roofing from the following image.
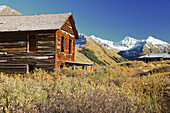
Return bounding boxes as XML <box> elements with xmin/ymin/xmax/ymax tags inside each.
<box><xmin>0</xmin><ymin>13</ymin><xmax>72</xmax><ymax>32</ymax></box>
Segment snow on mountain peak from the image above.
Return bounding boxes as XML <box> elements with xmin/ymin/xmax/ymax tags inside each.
<box><xmin>77</xmin><ymin>34</ymin><xmax>169</xmax><ymax>53</ymax></box>
<box><xmin>146</xmin><ymin>36</ymin><xmax>168</xmax><ymax>46</ymax></box>
<box><xmin>0</xmin><ymin>5</ymin><xmax>22</xmax><ymax>15</ymax></box>
<box><xmin>90</xmin><ymin>35</ymin><xmax>95</xmax><ymax>38</ymax></box>
<box><xmin>90</xmin><ymin>35</ymin><xmax>114</xmax><ymax>45</ymax></box>
<box><xmin>76</xmin><ymin>34</ymin><xmax>87</xmax><ymax>48</ymax></box>
<box><xmin>0</xmin><ymin>5</ymin><xmax>6</xmax><ymax>13</ymax></box>
<box><xmin>124</xmin><ymin>36</ymin><xmax>136</xmax><ymax>41</ymax></box>
<box><xmin>114</xmin><ymin>36</ymin><xmax>138</xmax><ymax>50</ymax></box>
<box><xmin>1</xmin><ymin>5</ymin><xmax>7</xmax><ymax>7</ymax></box>
<box><xmin>147</xmin><ymin>36</ymin><xmax>156</xmax><ymax>41</ymax></box>
<box><xmin>121</xmin><ymin>36</ymin><xmax>137</xmax><ymax>44</ymax></box>
<box><xmin>76</xmin><ymin>34</ymin><xmax>169</xmax><ymax>60</ymax></box>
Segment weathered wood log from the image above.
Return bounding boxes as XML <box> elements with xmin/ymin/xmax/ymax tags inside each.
<box><xmin>37</xmin><ymin>37</ymin><xmax>55</xmax><ymax>41</ymax></box>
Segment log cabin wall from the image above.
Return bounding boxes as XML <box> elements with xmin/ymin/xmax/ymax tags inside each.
<box><xmin>55</xmin><ymin>16</ymin><xmax>77</xmax><ymax>68</ymax></box>
<box><xmin>35</xmin><ymin>31</ymin><xmax>56</xmax><ymax>71</ymax></box>
<box><xmin>0</xmin><ymin>33</ymin><xmax>27</xmax><ymax>73</ymax></box>
<box><xmin>55</xmin><ymin>30</ymin><xmax>76</xmax><ymax>68</ymax></box>
<box><xmin>0</xmin><ymin>31</ymin><xmax>56</xmax><ymax>73</ymax></box>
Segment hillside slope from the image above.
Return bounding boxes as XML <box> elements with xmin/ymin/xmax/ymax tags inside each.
<box><xmin>75</xmin><ymin>34</ymin><xmax>127</xmax><ymax>65</ymax></box>
<box><xmin>0</xmin><ymin>5</ymin><xmax>22</xmax><ymax>15</ymax></box>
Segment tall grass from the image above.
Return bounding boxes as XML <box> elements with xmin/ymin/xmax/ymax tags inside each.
<box><xmin>0</xmin><ymin>65</ymin><xmax>169</xmax><ymax>112</ymax></box>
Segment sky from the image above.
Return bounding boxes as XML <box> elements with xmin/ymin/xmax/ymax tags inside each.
<box><xmin>0</xmin><ymin>0</ymin><xmax>170</xmax><ymax>43</ymax></box>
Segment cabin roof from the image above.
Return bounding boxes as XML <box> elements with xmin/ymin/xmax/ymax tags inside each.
<box><xmin>138</xmin><ymin>53</ymin><xmax>170</xmax><ymax>59</ymax></box>
<box><xmin>0</xmin><ymin>13</ymin><xmax>72</xmax><ymax>32</ymax></box>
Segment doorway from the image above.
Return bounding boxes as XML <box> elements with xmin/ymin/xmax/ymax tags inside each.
<box><xmin>28</xmin><ymin>64</ymin><xmax>35</xmax><ymax>73</ymax></box>
<box><xmin>29</xmin><ymin>35</ymin><xmax>37</xmax><ymax>52</ymax></box>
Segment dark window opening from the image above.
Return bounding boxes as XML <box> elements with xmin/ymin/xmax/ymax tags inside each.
<box><xmin>60</xmin><ymin>65</ymin><xmax>64</xmax><ymax>68</ymax></box>
<box><xmin>69</xmin><ymin>39</ymin><xmax>72</xmax><ymax>54</ymax></box>
<box><xmin>29</xmin><ymin>65</ymin><xmax>35</xmax><ymax>73</ymax></box>
<box><xmin>29</xmin><ymin>35</ymin><xmax>36</xmax><ymax>52</ymax></box>
<box><xmin>61</xmin><ymin>36</ymin><xmax>65</xmax><ymax>52</ymax></box>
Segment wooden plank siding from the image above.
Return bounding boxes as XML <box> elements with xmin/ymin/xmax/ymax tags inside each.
<box><xmin>0</xmin><ymin>64</ymin><xmax>27</xmax><ymax>74</ymax></box>
<box><xmin>87</xmin><ymin>65</ymin><xmax>94</xmax><ymax>72</ymax></box>
<box><xmin>0</xmin><ymin>31</ymin><xmax>56</xmax><ymax>73</ymax></box>
<box><xmin>55</xmin><ymin>30</ymin><xmax>75</xmax><ymax>68</ymax></box>
<box><xmin>61</xmin><ymin>16</ymin><xmax>75</xmax><ymax>36</ymax></box>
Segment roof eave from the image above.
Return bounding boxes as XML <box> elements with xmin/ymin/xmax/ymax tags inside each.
<box><xmin>0</xmin><ymin>29</ymin><xmax>59</xmax><ymax>33</ymax></box>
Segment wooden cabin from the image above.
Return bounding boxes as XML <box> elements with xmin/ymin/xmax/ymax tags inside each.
<box><xmin>0</xmin><ymin>13</ymin><xmax>94</xmax><ymax>73</ymax></box>
<box><xmin>138</xmin><ymin>53</ymin><xmax>170</xmax><ymax>63</ymax></box>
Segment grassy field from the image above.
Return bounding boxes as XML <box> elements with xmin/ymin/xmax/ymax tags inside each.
<box><xmin>0</xmin><ymin>61</ymin><xmax>169</xmax><ymax>112</ymax></box>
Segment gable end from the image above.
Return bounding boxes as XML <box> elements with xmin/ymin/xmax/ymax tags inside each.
<box><xmin>61</xmin><ymin>15</ymin><xmax>79</xmax><ymax>39</ymax></box>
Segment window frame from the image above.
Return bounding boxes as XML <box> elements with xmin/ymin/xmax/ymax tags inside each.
<box><xmin>61</xmin><ymin>35</ymin><xmax>65</xmax><ymax>53</ymax></box>
<box><xmin>69</xmin><ymin>39</ymin><xmax>73</xmax><ymax>55</ymax></box>
<box><xmin>28</xmin><ymin>34</ymin><xmax>37</xmax><ymax>52</ymax></box>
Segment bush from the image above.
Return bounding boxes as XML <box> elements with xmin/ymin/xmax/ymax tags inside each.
<box><xmin>79</xmin><ymin>48</ymin><xmax>106</xmax><ymax>65</ymax></box>
<box><xmin>0</xmin><ymin>66</ymin><xmax>169</xmax><ymax>112</ymax></box>
<box><xmin>109</xmin><ymin>56</ymin><xmax>128</xmax><ymax>63</ymax></box>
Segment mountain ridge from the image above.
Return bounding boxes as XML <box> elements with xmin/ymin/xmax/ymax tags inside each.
<box><xmin>0</xmin><ymin>5</ymin><xmax>22</xmax><ymax>15</ymax></box>
<box><xmin>86</xmin><ymin>35</ymin><xmax>170</xmax><ymax>60</ymax></box>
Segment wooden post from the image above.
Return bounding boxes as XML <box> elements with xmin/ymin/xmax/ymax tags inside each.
<box><xmin>72</xmin><ymin>65</ymin><xmax>76</xmax><ymax>70</ymax></box>
<box><xmin>26</xmin><ymin>34</ymin><xmax>29</xmax><ymax>52</ymax></box>
<box><xmin>55</xmin><ymin>32</ymin><xmax>57</xmax><ymax>68</ymax></box>
<box><xmin>26</xmin><ymin>64</ymin><xmax>29</xmax><ymax>73</ymax></box>
<box><xmin>84</xmin><ymin>65</ymin><xmax>87</xmax><ymax>70</ymax></box>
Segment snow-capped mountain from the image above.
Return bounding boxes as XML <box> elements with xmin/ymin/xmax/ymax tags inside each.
<box><xmin>90</xmin><ymin>35</ymin><xmax>115</xmax><ymax>48</ymax></box>
<box><xmin>89</xmin><ymin>35</ymin><xmax>140</xmax><ymax>51</ymax></box>
<box><xmin>76</xmin><ymin>34</ymin><xmax>170</xmax><ymax>60</ymax></box>
<box><xmin>114</xmin><ymin>36</ymin><xmax>139</xmax><ymax>50</ymax></box>
<box><xmin>146</xmin><ymin>36</ymin><xmax>169</xmax><ymax>48</ymax></box>
<box><xmin>0</xmin><ymin>5</ymin><xmax>22</xmax><ymax>15</ymax></box>
<box><xmin>76</xmin><ymin>33</ymin><xmax>87</xmax><ymax>48</ymax></box>
<box><xmin>118</xmin><ymin>40</ymin><xmax>147</xmax><ymax>60</ymax></box>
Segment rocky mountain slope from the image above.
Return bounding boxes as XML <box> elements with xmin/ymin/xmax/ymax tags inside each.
<box><xmin>75</xmin><ymin>34</ymin><xmax>127</xmax><ymax>65</ymax></box>
<box><xmin>0</xmin><ymin>5</ymin><xmax>22</xmax><ymax>15</ymax></box>
<box><xmin>89</xmin><ymin>35</ymin><xmax>170</xmax><ymax>60</ymax></box>
<box><xmin>119</xmin><ymin>36</ymin><xmax>170</xmax><ymax>60</ymax></box>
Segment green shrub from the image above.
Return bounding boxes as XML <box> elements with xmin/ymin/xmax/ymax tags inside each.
<box><xmin>109</xmin><ymin>56</ymin><xmax>128</xmax><ymax>63</ymax></box>
<box><xmin>103</xmin><ymin>60</ymin><xmax>110</xmax><ymax>65</ymax></box>
<box><xmin>79</xmin><ymin>48</ymin><xmax>106</xmax><ymax>65</ymax></box>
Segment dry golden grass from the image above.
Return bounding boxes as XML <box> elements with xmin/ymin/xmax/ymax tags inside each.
<box><xmin>0</xmin><ymin>64</ymin><xmax>169</xmax><ymax>112</ymax></box>
<box><xmin>75</xmin><ymin>47</ymin><xmax>93</xmax><ymax>63</ymax></box>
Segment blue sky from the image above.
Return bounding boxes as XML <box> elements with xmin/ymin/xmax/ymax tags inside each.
<box><xmin>0</xmin><ymin>0</ymin><xmax>170</xmax><ymax>43</ymax></box>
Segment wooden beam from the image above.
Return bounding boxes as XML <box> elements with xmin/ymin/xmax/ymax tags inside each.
<box><xmin>27</xmin><ymin>34</ymin><xmax>29</xmax><ymax>52</ymax></box>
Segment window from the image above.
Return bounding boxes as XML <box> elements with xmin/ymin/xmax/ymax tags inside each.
<box><xmin>69</xmin><ymin>39</ymin><xmax>72</xmax><ymax>54</ymax></box>
<box><xmin>61</xmin><ymin>36</ymin><xmax>65</xmax><ymax>52</ymax></box>
<box><xmin>60</xmin><ymin>65</ymin><xmax>64</xmax><ymax>68</ymax></box>
<box><xmin>29</xmin><ymin>64</ymin><xmax>35</xmax><ymax>73</ymax></box>
<box><xmin>29</xmin><ymin>35</ymin><xmax>36</xmax><ymax>52</ymax></box>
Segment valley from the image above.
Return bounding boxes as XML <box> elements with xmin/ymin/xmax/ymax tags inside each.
<box><xmin>0</xmin><ymin>4</ymin><xmax>169</xmax><ymax>112</ymax></box>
